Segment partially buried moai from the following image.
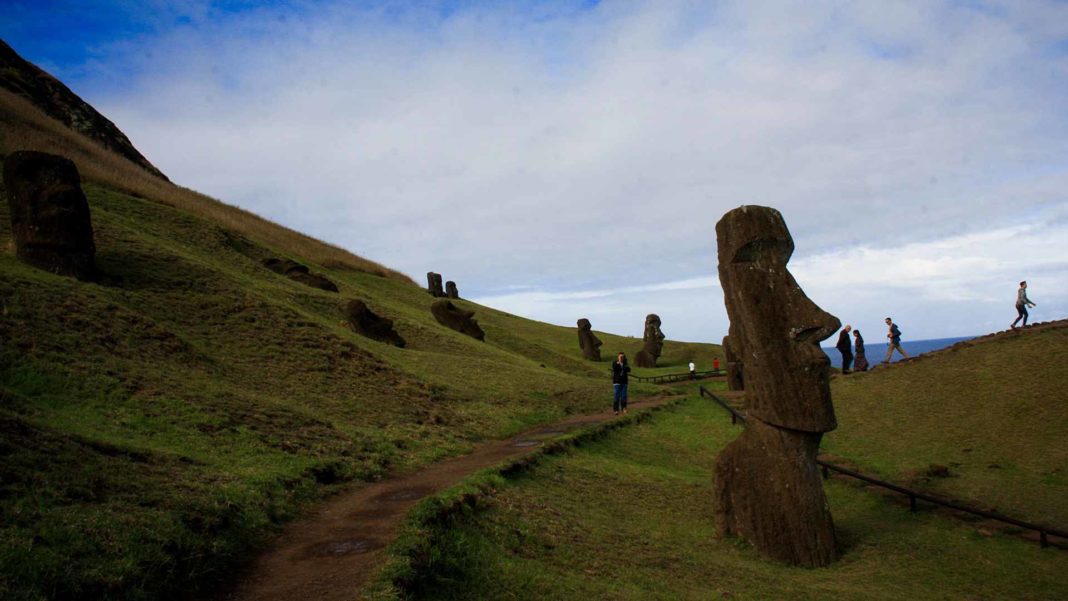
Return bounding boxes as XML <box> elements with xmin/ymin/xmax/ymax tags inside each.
<box><xmin>426</xmin><ymin>272</ymin><xmax>444</xmax><ymax>297</ymax></box>
<box><xmin>722</xmin><ymin>334</ymin><xmax>744</xmax><ymax>391</ymax></box>
<box><xmin>344</xmin><ymin>300</ymin><xmax>406</xmax><ymax>347</ymax></box>
<box><xmin>445</xmin><ymin>280</ymin><xmax>459</xmax><ymax>299</ymax></box>
<box><xmin>634</xmin><ymin>313</ymin><xmax>664</xmax><ymax>368</ymax></box>
<box><xmin>713</xmin><ymin>205</ymin><xmax>840</xmax><ymax>567</ymax></box>
<box><xmin>576</xmin><ymin>318</ymin><xmax>603</xmax><ymax>361</ymax></box>
<box><xmin>430</xmin><ymin>299</ymin><xmax>485</xmax><ymax>341</ymax></box>
<box><xmin>3</xmin><ymin>151</ymin><xmax>96</xmax><ymax>281</ymax></box>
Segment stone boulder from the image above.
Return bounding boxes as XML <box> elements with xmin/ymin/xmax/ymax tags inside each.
<box><xmin>430</xmin><ymin>299</ymin><xmax>484</xmax><ymax>341</ymax></box>
<box><xmin>3</xmin><ymin>151</ymin><xmax>96</xmax><ymax>281</ymax></box>
<box><xmin>723</xmin><ymin>335</ymin><xmax>744</xmax><ymax>391</ymax></box>
<box><xmin>634</xmin><ymin>313</ymin><xmax>665</xmax><ymax>368</ymax></box>
<box><xmin>445</xmin><ymin>280</ymin><xmax>459</xmax><ymax>299</ymax></box>
<box><xmin>426</xmin><ymin>272</ymin><xmax>444</xmax><ymax>297</ymax></box>
<box><xmin>262</xmin><ymin>258</ymin><xmax>338</xmax><ymax>292</ymax></box>
<box><xmin>344</xmin><ymin>300</ymin><xmax>405</xmax><ymax>347</ymax></box>
<box><xmin>712</xmin><ymin>205</ymin><xmax>840</xmax><ymax>567</ymax></box>
<box><xmin>576</xmin><ymin>318</ymin><xmax>603</xmax><ymax>361</ymax></box>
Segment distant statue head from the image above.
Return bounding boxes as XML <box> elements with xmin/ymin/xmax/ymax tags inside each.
<box><xmin>716</xmin><ymin>205</ymin><xmax>840</xmax><ymax>433</ymax></box>
<box><xmin>426</xmin><ymin>272</ymin><xmax>445</xmax><ymax>297</ymax></box>
<box><xmin>635</xmin><ymin>313</ymin><xmax>665</xmax><ymax>368</ymax></box>
<box><xmin>576</xmin><ymin>318</ymin><xmax>603</xmax><ymax>361</ymax></box>
<box><xmin>445</xmin><ymin>280</ymin><xmax>459</xmax><ymax>299</ymax></box>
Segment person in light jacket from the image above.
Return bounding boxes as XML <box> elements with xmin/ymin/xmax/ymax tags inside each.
<box><xmin>1011</xmin><ymin>281</ymin><xmax>1037</xmax><ymax>329</ymax></box>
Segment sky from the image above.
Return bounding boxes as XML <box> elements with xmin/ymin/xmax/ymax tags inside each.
<box><xmin>3</xmin><ymin>0</ymin><xmax>1067</xmax><ymax>343</ymax></box>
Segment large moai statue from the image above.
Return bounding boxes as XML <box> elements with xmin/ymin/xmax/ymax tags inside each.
<box><xmin>576</xmin><ymin>318</ymin><xmax>603</xmax><ymax>361</ymax></box>
<box><xmin>3</xmin><ymin>151</ymin><xmax>96</xmax><ymax>281</ymax></box>
<box><xmin>430</xmin><ymin>299</ymin><xmax>485</xmax><ymax>341</ymax></box>
<box><xmin>722</xmin><ymin>334</ymin><xmax>744</xmax><ymax>391</ymax></box>
<box><xmin>344</xmin><ymin>300</ymin><xmax>406</xmax><ymax>347</ymax></box>
<box><xmin>634</xmin><ymin>313</ymin><xmax>665</xmax><ymax>368</ymax></box>
<box><xmin>713</xmin><ymin>205</ymin><xmax>840</xmax><ymax>567</ymax></box>
<box><xmin>426</xmin><ymin>272</ymin><xmax>445</xmax><ymax>297</ymax></box>
<box><xmin>445</xmin><ymin>280</ymin><xmax>459</xmax><ymax>299</ymax></box>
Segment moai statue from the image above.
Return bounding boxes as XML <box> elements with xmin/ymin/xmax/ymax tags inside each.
<box><xmin>426</xmin><ymin>272</ymin><xmax>445</xmax><ymax>297</ymax></box>
<box><xmin>445</xmin><ymin>280</ymin><xmax>459</xmax><ymax>299</ymax></box>
<box><xmin>344</xmin><ymin>300</ymin><xmax>406</xmax><ymax>347</ymax></box>
<box><xmin>713</xmin><ymin>205</ymin><xmax>840</xmax><ymax>567</ymax></box>
<box><xmin>3</xmin><ymin>151</ymin><xmax>96</xmax><ymax>281</ymax></box>
<box><xmin>430</xmin><ymin>299</ymin><xmax>485</xmax><ymax>341</ymax></box>
<box><xmin>634</xmin><ymin>313</ymin><xmax>665</xmax><ymax>368</ymax></box>
<box><xmin>576</xmin><ymin>318</ymin><xmax>603</xmax><ymax>361</ymax></box>
<box><xmin>722</xmin><ymin>335</ymin><xmax>744</xmax><ymax>391</ymax></box>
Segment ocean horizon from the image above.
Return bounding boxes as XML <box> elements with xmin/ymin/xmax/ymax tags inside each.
<box><xmin>822</xmin><ymin>335</ymin><xmax>976</xmax><ymax>368</ymax></box>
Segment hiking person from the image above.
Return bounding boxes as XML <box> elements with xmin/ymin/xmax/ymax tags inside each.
<box><xmin>836</xmin><ymin>325</ymin><xmax>853</xmax><ymax>374</ymax></box>
<box><xmin>883</xmin><ymin>317</ymin><xmax>909</xmax><ymax>363</ymax></box>
<box><xmin>1011</xmin><ymin>280</ymin><xmax>1037</xmax><ymax>329</ymax></box>
<box><xmin>689</xmin><ymin>361</ymin><xmax>696</xmax><ymax>379</ymax></box>
<box><xmin>611</xmin><ymin>352</ymin><xmax>631</xmax><ymax>415</ymax></box>
<box><xmin>853</xmin><ymin>329</ymin><xmax>868</xmax><ymax>371</ymax></box>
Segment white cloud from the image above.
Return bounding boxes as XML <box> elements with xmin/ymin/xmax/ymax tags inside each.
<box><xmin>68</xmin><ymin>0</ymin><xmax>1067</xmax><ymax>340</ymax></box>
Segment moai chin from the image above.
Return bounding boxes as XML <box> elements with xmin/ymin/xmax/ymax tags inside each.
<box><xmin>576</xmin><ymin>318</ymin><xmax>603</xmax><ymax>361</ymax></box>
<box><xmin>3</xmin><ymin>151</ymin><xmax>96</xmax><ymax>281</ymax></box>
<box><xmin>634</xmin><ymin>313</ymin><xmax>664</xmax><ymax>368</ymax></box>
<box><xmin>712</xmin><ymin>205</ymin><xmax>840</xmax><ymax>567</ymax></box>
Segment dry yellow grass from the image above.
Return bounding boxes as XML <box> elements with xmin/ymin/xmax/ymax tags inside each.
<box><xmin>0</xmin><ymin>88</ymin><xmax>413</xmax><ymax>282</ymax></box>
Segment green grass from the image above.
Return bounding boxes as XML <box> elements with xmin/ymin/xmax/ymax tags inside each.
<box><xmin>0</xmin><ymin>175</ymin><xmax>719</xmax><ymax>600</ymax></box>
<box><xmin>390</xmin><ymin>397</ymin><xmax>1068</xmax><ymax>601</ymax></box>
<box><xmin>826</xmin><ymin>326</ymin><xmax>1068</xmax><ymax>526</ymax></box>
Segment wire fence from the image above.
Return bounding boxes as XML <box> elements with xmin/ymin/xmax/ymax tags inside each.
<box><xmin>698</xmin><ymin>385</ymin><xmax>1067</xmax><ymax>549</ymax></box>
<box><xmin>629</xmin><ymin>368</ymin><xmax>724</xmax><ymax>384</ymax></box>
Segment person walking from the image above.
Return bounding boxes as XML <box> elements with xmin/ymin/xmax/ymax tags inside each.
<box><xmin>883</xmin><ymin>317</ymin><xmax>909</xmax><ymax>363</ymax></box>
<box><xmin>836</xmin><ymin>325</ymin><xmax>853</xmax><ymax>374</ymax></box>
<box><xmin>1011</xmin><ymin>280</ymin><xmax>1037</xmax><ymax>329</ymax></box>
<box><xmin>611</xmin><ymin>352</ymin><xmax>631</xmax><ymax>415</ymax></box>
<box><xmin>689</xmin><ymin>361</ymin><xmax>696</xmax><ymax>380</ymax></box>
<box><xmin>853</xmin><ymin>329</ymin><xmax>869</xmax><ymax>372</ymax></box>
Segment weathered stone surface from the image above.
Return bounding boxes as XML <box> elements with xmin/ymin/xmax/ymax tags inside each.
<box><xmin>634</xmin><ymin>313</ymin><xmax>664</xmax><ymax>368</ymax></box>
<box><xmin>713</xmin><ymin>205</ymin><xmax>840</xmax><ymax>568</ymax></box>
<box><xmin>344</xmin><ymin>300</ymin><xmax>405</xmax><ymax>347</ymax></box>
<box><xmin>426</xmin><ymin>272</ymin><xmax>444</xmax><ymax>297</ymax></box>
<box><xmin>430</xmin><ymin>299</ymin><xmax>485</xmax><ymax>341</ymax></box>
<box><xmin>3</xmin><ymin>151</ymin><xmax>96</xmax><ymax>280</ymax></box>
<box><xmin>262</xmin><ymin>258</ymin><xmax>338</xmax><ymax>292</ymax></box>
<box><xmin>445</xmin><ymin>280</ymin><xmax>459</xmax><ymax>299</ymax></box>
<box><xmin>723</xmin><ymin>335</ymin><xmax>744</xmax><ymax>391</ymax></box>
<box><xmin>576</xmin><ymin>318</ymin><xmax>603</xmax><ymax>361</ymax></box>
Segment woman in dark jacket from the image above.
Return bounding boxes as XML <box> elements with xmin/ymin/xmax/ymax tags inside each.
<box><xmin>853</xmin><ymin>329</ymin><xmax>868</xmax><ymax>372</ymax></box>
<box><xmin>836</xmin><ymin>325</ymin><xmax>853</xmax><ymax>374</ymax></box>
<box><xmin>611</xmin><ymin>352</ymin><xmax>631</xmax><ymax>415</ymax></box>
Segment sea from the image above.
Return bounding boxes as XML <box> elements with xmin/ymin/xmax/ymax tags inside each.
<box><xmin>821</xmin><ymin>336</ymin><xmax>976</xmax><ymax>369</ymax></box>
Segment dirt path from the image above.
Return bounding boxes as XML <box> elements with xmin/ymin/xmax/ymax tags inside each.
<box><xmin>208</xmin><ymin>395</ymin><xmax>676</xmax><ymax>601</ymax></box>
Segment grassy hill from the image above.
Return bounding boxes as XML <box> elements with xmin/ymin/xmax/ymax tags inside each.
<box><xmin>0</xmin><ymin>66</ymin><xmax>720</xmax><ymax>601</ymax></box>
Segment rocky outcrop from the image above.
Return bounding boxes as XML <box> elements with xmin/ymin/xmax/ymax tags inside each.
<box><xmin>576</xmin><ymin>318</ymin><xmax>603</xmax><ymax>361</ymax></box>
<box><xmin>712</xmin><ymin>205</ymin><xmax>840</xmax><ymax>567</ymax></box>
<box><xmin>3</xmin><ymin>151</ymin><xmax>96</xmax><ymax>280</ymax></box>
<box><xmin>344</xmin><ymin>300</ymin><xmax>405</xmax><ymax>347</ymax></box>
<box><xmin>426</xmin><ymin>272</ymin><xmax>444</xmax><ymax>297</ymax></box>
<box><xmin>430</xmin><ymin>300</ymin><xmax>484</xmax><ymax>341</ymax></box>
<box><xmin>262</xmin><ymin>258</ymin><xmax>338</xmax><ymax>292</ymax></box>
<box><xmin>0</xmin><ymin>40</ymin><xmax>167</xmax><ymax>180</ymax></box>
<box><xmin>634</xmin><ymin>313</ymin><xmax>664</xmax><ymax>368</ymax></box>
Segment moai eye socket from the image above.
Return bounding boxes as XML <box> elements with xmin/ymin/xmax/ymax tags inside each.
<box><xmin>731</xmin><ymin>238</ymin><xmax>792</xmax><ymax>264</ymax></box>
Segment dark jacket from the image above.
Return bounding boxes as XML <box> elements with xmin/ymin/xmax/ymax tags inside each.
<box><xmin>854</xmin><ymin>333</ymin><xmax>866</xmax><ymax>356</ymax></box>
<box><xmin>836</xmin><ymin>330</ymin><xmax>852</xmax><ymax>354</ymax></box>
<box><xmin>611</xmin><ymin>360</ymin><xmax>630</xmax><ymax>385</ymax></box>
<box><xmin>889</xmin><ymin>324</ymin><xmax>901</xmax><ymax>344</ymax></box>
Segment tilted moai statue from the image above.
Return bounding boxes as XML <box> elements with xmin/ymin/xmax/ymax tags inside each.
<box><xmin>344</xmin><ymin>299</ymin><xmax>406</xmax><ymax>347</ymax></box>
<box><xmin>576</xmin><ymin>318</ymin><xmax>603</xmax><ymax>361</ymax></box>
<box><xmin>722</xmin><ymin>334</ymin><xmax>744</xmax><ymax>391</ymax></box>
<box><xmin>430</xmin><ymin>299</ymin><xmax>485</xmax><ymax>341</ymax></box>
<box><xmin>445</xmin><ymin>280</ymin><xmax>459</xmax><ymax>299</ymax></box>
<box><xmin>713</xmin><ymin>205</ymin><xmax>840</xmax><ymax>567</ymax></box>
<box><xmin>3</xmin><ymin>151</ymin><xmax>96</xmax><ymax>281</ymax></box>
<box><xmin>634</xmin><ymin>313</ymin><xmax>665</xmax><ymax>368</ymax></box>
<box><xmin>426</xmin><ymin>272</ymin><xmax>445</xmax><ymax>297</ymax></box>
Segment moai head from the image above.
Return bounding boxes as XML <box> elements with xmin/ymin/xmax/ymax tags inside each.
<box><xmin>642</xmin><ymin>313</ymin><xmax>665</xmax><ymax>357</ymax></box>
<box><xmin>430</xmin><ymin>299</ymin><xmax>485</xmax><ymax>341</ymax></box>
<box><xmin>426</xmin><ymin>272</ymin><xmax>445</xmax><ymax>297</ymax></box>
<box><xmin>3</xmin><ymin>151</ymin><xmax>96</xmax><ymax>280</ymax></box>
<box><xmin>716</xmin><ymin>205</ymin><xmax>840</xmax><ymax>432</ymax></box>
<box><xmin>576</xmin><ymin>318</ymin><xmax>603</xmax><ymax>361</ymax></box>
<box><xmin>345</xmin><ymin>300</ymin><xmax>406</xmax><ymax>347</ymax></box>
<box><xmin>445</xmin><ymin>280</ymin><xmax>459</xmax><ymax>299</ymax></box>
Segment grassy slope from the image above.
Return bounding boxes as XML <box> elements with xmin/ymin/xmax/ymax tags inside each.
<box><xmin>0</xmin><ymin>173</ymin><xmax>718</xmax><ymax>600</ymax></box>
<box><xmin>400</xmin><ymin>393</ymin><xmax>1068</xmax><ymax>601</ymax></box>
<box><xmin>825</xmin><ymin>325</ymin><xmax>1068</xmax><ymax>526</ymax></box>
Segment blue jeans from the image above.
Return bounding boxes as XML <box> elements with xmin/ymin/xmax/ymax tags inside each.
<box><xmin>613</xmin><ymin>383</ymin><xmax>628</xmax><ymax>413</ymax></box>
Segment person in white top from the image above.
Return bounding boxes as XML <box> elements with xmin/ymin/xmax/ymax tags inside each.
<box><xmin>689</xmin><ymin>361</ymin><xmax>696</xmax><ymax>379</ymax></box>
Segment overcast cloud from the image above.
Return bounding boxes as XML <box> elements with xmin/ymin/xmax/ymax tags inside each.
<box><xmin>9</xmin><ymin>0</ymin><xmax>1067</xmax><ymax>341</ymax></box>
